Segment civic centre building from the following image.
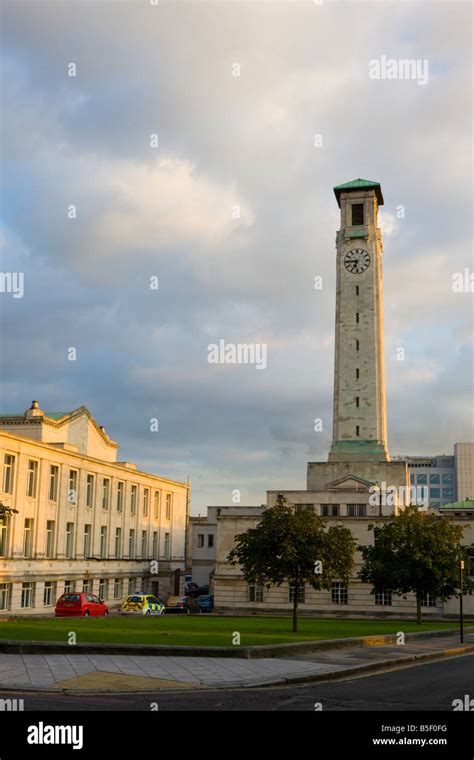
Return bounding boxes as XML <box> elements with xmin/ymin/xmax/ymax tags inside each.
<box><xmin>0</xmin><ymin>402</ymin><xmax>189</xmax><ymax>615</ymax></box>
<box><xmin>208</xmin><ymin>180</ymin><xmax>474</xmax><ymax>619</ymax></box>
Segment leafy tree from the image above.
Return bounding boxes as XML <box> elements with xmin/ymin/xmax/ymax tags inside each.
<box><xmin>0</xmin><ymin>502</ymin><xmax>18</xmax><ymax>519</ymax></box>
<box><xmin>228</xmin><ymin>494</ymin><xmax>355</xmax><ymax>632</ymax></box>
<box><xmin>358</xmin><ymin>506</ymin><xmax>473</xmax><ymax>623</ymax></box>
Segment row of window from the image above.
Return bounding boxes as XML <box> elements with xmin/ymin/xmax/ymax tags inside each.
<box><xmin>294</xmin><ymin>504</ymin><xmax>367</xmax><ymax>517</ymax></box>
<box><xmin>0</xmin><ymin>577</ymin><xmax>148</xmax><ymax>610</ymax></box>
<box><xmin>410</xmin><ymin>473</ymin><xmax>454</xmax><ymax>486</ymax></box>
<box><xmin>0</xmin><ymin>517</ymin><xmax>171</xmax><ymax>560</ymax></box>
<box><xmin>248</xmin><ymin>584</ymin><xmax>438</xmax><ymax>607</ymax></box>
<box><xmin>197</xmin><ymin>533</ymin><xmax>214</xmax><ymax>548</ymax></box>
<box><xmin>2</xmin><ymin>454</ymin><xmax>173</xmax><ymax>517</ymax></box>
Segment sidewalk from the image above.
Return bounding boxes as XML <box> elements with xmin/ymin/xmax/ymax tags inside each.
<box><xmin>0</xmin><ymin>631</ymin><xmax>472</xmax><ymax>692</ymax></box>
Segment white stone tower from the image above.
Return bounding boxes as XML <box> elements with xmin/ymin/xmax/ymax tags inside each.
<box><xmin>329</xmin><ymin>179</ymin><xmax>389</xmax><ymax>463</ymax></box>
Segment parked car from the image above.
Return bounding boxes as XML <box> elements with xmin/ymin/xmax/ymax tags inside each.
<box><xmin>196</xmin><ymin>595</ymin><xmax>214</xmax><ymax>613</ymax></box>
<box><xmin>184</xmin><ymin>581</ymin><xmax>200</xmax><ymax>595</ymax></box>
<box><xmin>165</xmin><ymin>595</ymin><xmax>201</xmax><ymax>614</ymax></box>
<box><xmin>55</xmin><ymin>592</ymin><xmax>109</xmax><ymax>617</ymax></box>
<box><xmin>188</xmin><ymin>584</ymin><xmax>210</xmax><ymax>598</ymax></box>
<box><xmin>120</xmin><ymin>594</ymin><xmax>165</xmax><ymax>616</ymax></box>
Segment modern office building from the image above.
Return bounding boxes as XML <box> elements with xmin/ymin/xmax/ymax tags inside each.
<box><xmin>0</xmin><ymin>401</ymin><xmax>189</xmax><ymax>615</ymax></box>
<box><xmin>392</xmin><ymin>443</ymin><xmax>474</xmax><ymax>508</ymax></box>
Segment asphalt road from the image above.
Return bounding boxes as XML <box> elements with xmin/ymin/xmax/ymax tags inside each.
<box><xmin>1</xmin><ymin>654</ymin><xmax>473</xmax><ymax>711</ymax></box>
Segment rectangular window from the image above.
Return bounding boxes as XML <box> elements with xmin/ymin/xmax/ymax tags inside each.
<box><xmin>294</xmin><ymin>504</ymin><xmax>313</xmax><ymax>513</ymax></box>
<box><xmin>165</xmin><ymin>493</ymin><xmax>172</xmax><ymax>519</ymax></box>
<box><xmin>68</xmin><ymin>470</ymin><xmax>78</xmax><ymax>504</ymax></box>
<box><xmin>351</xmin><ymin>203</ymin><xmax>364</xmax><ymax>226</ymax></box>
<box><xmin>249</xmin><ymin>585</ymin><xmax>263</xmax><ymax>602</ymax></box>
<box><xmin>153</xmin><ymin>491</ymin><xmax>160</xmax><ymax>518</ymax></box>
<box><xmin>442</xmin><ymin>488</ymin><xmax>454</xmax><ymax>499</ymax></box>
<box><xmin>2</xmin><ymin>454</ymin><xmax>15</xmax><ymax>494</ymax></box>
<box><xmin>152</xmin><ymin>531</ymin><xmax>158</xmax><ymax>557</ymax></box>
<box><xmin>356</xmin><ymin>339</ymin><xmax>360</xmax><ymax>351</ymax></box>
<box><xmin>322</xmin><ymin>505</ymin><xmax>339</xmax><ymax>517</ymax></box>
<box><xmin>347</xmin><ymin>504</ymin><xmax>366</xmax><ymax>517</ymax></box>
<box><xmin>197</xmin><ymin>534</ymin><xmax>204</xmax><ymax>548</ymax></box>
<box><xmin>66</xmin><ymin>523</ymin><xmax>74</xmax><ymax>559</ymax></box>
<box><xmin>0</xmin><ymin>583</ymin><xmax>11</xmax><ymax>610</ymax></box>
<box><xmin>82</xmin><ymin>579</ymin><xmax>91</xmax><ymax>594</ymax></box>
<box><xmin>288</xmin><ymin>585</ymin><xmax>305</xmax><ymax>604</ymax></box>
<box><xmin>99</xmin><ymin>526</ymin><xmax>107</xmax><ymax>559</ymax></box>
<box><xmin>129</xmin><ymin>529</ymin><xmax>135</xmax><ymax>558</ymax></box>
<box><xmin>130</xmin><ymin>485</ymin><xmax>137</xmax><ymax>514</ymax></box>
<box><xmin>23</xmin><ymin>518</ymin><xmax>33</xmax><ymax>558</ymax></box>
<box><xmin>164</xmin><ymin>532</ymin><xmax>170</xmax><ymax>559</ymax></box>
<box><xmin>429</xmin><ymin>474</ymin><xmax>440</xmax><ymax>484</ymax></box>
<box><xmin>26</xmin><ymin>460</ymin><xmax>38</xmax><ymax>498</ymax></box>
<box><xmin>331</xmin><ymin>582</ymin><xmax>348</xmax><ymax>605</ymax></box>
<box><xmin>417</xmin><ymin>473</ymin><xmax>428</xmax><ymax>484</ymax></box>
<box><xmin>83</xmin><ymin>524</ymin><xmax>91</xmax><ymax>558</ymax></box>
<box><xmin>356</xmin><ymin>312</ymin><xmax>359</xmax><ymax>324</ymax></box>
<box><xmin>356</xmin><ymin>285</ymin><xmax>360</xmax><ymax>296</ymax></box>
<box><xmin>21</xmin><ymin>582</ymin><xmax>34</xmax><ymax>608</ymax></box>
<box><xmin>117</xmin><ymin>481</ymin><xmax>125</xmax><ymax>512</ymax></box>
<box><xmin>355</xmin><ymin>396</ymin><xmax>360</xmax><ymax>408</ymax></box>
<box><xmin>46</xmin><ymin>520</ymin><xmax>55</xmax><ymax>558</ymax></box>
<box><xmin>375</xmin><ymin>590</ymin><xmax>392</xmax><ymax>606</ymax></box>
<box><xmin>49</xmin><ymin>465</ymin><xmax>59</xmax><ymax>501</ymax></box>
<box><xmin>114</xmin><ymin>578</ymin><xmax>121</xmax><ymax>599</ymax></box>
<box><xmin>442</xmin><ymin>473</ymin><xmax>453</xmax><ymax>485</ymax></box>
<box><xmin>430</xmin><ymin>488</ymin><xmax>441</xmax><ymax>499</ymax></box>
<box><xmin>86</xmin><ymin>474</ymin><xmax>95</xmax><ymax>507</ymax></box>
<box><xmin>0</xmin><ymin>517</ymin><xmax>9</xmax><ymax>557</ymax></box>
<box><xmin>115</xmin><ymin>527</ymin><xmax>122</xmax><ymax>559</ymax></box>
<box><xmin>64</xmin><ymin>580</ymin><xmax>74</xmax><ymax>594</ymax></box>
<box><xmin>356</xmin><ymin>425</ymin><xmax>360</xmax><ymax>437</ymax></box>
<box><xmin>99</xmin><ymin>579</ymin><xmax>107</xmax><ymax>600</ymax></box>
<box><xmin>43</xmin><ymin>581</ymin><xmax>55</xmax><ymax>606</ymax></box>
<box><xmin>102</xmin><ymin>478</ymin><xmax>110</xmax><ymax>509</ymax></box>
<box><xmin>141</xmin><ymin>529</ymin><xmax>147</xmax><ymax>557</ymax></box>
<box><xmin>422</xmin><ymin>593</ymin><xmax>437</xmax><ymax>608</ymax></box>
<box><xmin>143</xmin><ymin>488</ymin><xmax>149</xmax><ymax>517</ymax></box>
<box><xmin>208</xmin><ymin>534</ymin><xmax>214</xmax><ymax>548</ymax></box>
<box><xmin>356</xmin><ymin>368</ymin><xmax>359</xmax><ymax>379</ymax></box>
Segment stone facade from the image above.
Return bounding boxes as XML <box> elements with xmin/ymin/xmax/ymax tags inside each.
<box><xmin>0</xmin><ymin>403</ymin><xmax>189</xmax><ymax>614</ymax></box>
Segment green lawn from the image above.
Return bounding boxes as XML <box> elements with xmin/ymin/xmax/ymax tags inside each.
<box><xmin>0</xmin><ymin>616</ymin><xmax>466</xmax><ymax>647</ymax></box>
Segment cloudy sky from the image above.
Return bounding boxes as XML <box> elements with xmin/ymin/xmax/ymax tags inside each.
<box><xmin>0</xmin><ymin>0</ymin><xmax>472</xmax><ymax>513</ymax></box>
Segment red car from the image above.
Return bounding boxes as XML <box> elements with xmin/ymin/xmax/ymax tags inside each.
<box><xmin>55</xmin><ymin>592</ymin><xmax>109</xmax><ymax>617</ymax></box>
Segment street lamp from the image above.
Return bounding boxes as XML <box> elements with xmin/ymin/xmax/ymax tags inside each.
<box><xmin>459</xmin><ymin>559</ymin><xmax>465</xmax><ymax>644</ymax></box>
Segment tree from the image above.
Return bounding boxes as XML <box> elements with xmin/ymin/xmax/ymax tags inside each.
<box><xmin>228</xmin><ymin>494</ymin><xmax>355</xmax><ymax>632</ymax></box>
<box><xmin>0</xmin><ymin>502</ymin><xmax>18</xmax><ymax>519</ymax></box>
<box><xmin>358</xmin><ymin>506</ymin><xmax>473</xmax><ymax>623</ymax></box>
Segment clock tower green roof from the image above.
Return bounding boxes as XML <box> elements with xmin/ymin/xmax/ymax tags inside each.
<box><xmin>333</xmin><ymin>178</ymin><xmax>384</xmax><ymax>207</ymax></box>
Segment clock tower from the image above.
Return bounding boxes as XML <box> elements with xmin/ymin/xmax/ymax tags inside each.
<box><xmin>329</xmin><ymin>179</ymin><xmax>389</xmax><ymax>463</ymax></box>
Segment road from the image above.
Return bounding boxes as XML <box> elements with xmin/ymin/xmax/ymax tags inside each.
<box><xmin>1</xmin><ymin>653</ymin><xmax>472</xmax><ymax>711</ymax></box>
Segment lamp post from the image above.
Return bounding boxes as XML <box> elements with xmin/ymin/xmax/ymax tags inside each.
<box><xmin>459</xmin><ymin>559</ymin><xmax>465</xmax><ymax>644</ymax></box>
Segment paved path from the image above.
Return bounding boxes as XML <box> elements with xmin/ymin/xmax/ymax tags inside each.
<box><xmin>0</xmin><ymin>631</ymin><xmax>471</xmax><ymax>691</ymax></box>
<box><xmin>0</xmin><ymin>653</ymin><xmax>346</xmax><ymax>689</ymax></box>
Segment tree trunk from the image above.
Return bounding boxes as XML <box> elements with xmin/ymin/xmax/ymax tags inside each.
<box><xmin>416</xmin><ymin>594</ymin><xmax>422</xmax><ymax>625</ymax></box>
<box><xmin>292</xmin><ymin>580</ymin><xmax>299</xmax><ymax>633</ymax></box>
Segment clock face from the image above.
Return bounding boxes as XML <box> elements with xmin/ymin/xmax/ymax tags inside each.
<box><xmin>344</xmin><ymin>248</ymin><xmax>370</xmax><ymax>274</ymax></box>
